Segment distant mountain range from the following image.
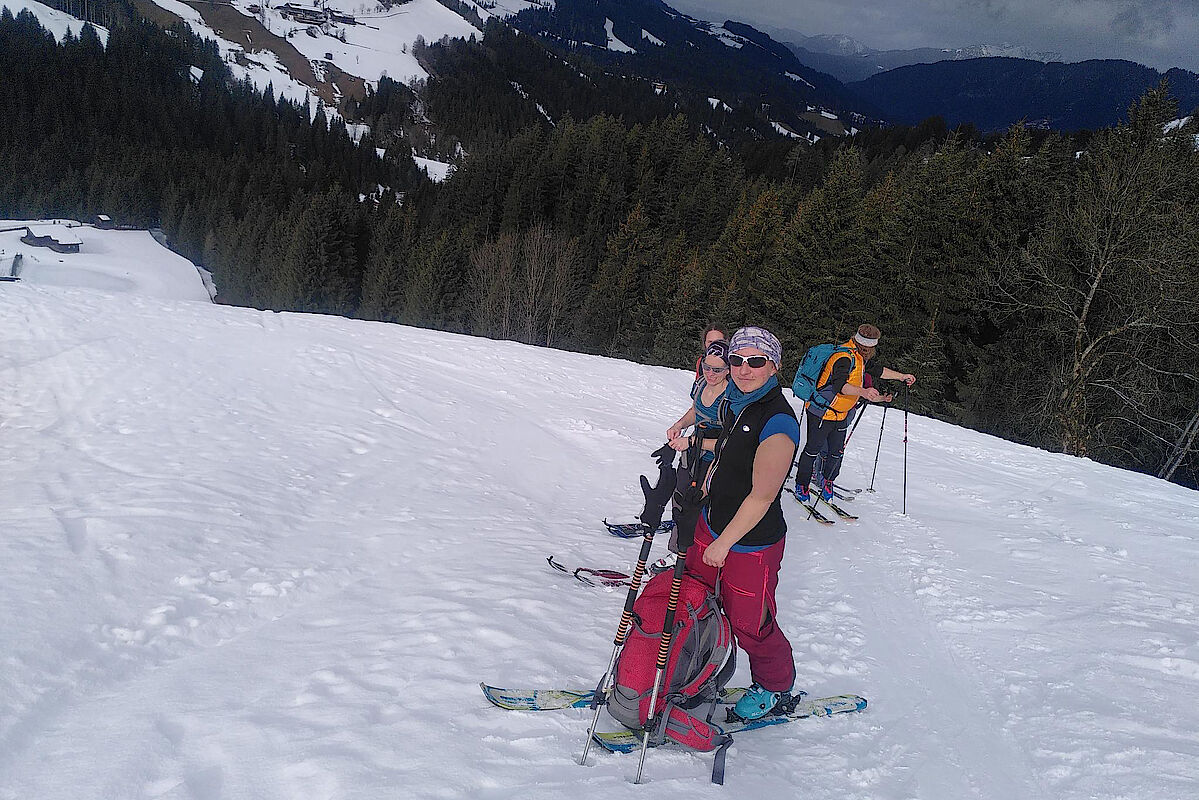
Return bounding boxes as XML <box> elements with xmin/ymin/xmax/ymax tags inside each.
<box><xmin>764</xmin><ymin>27</ymin><xmax>1061</xmax><ymax>83</ymax></box>
<box><xmin>22</xmin><ymin>0</ymin><xmax>1199</xmax><ymax>138</ymax></box>
<box><xmin>510</xmin><ymin>0</ymin><xmax>880</xmax><ymax>139</ymax></box>
<box><xmin>847</xmin><ymin>57</ymin><xmax>1199</xmax><ymax>131</ymax></box>
<box><xmin>510</xmin><ymin>1</ymin><xmax>1199</xmax><ymax>133</ymax></box>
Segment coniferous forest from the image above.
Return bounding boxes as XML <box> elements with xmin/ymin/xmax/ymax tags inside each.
<box><xmin>2</xmin><ymin>7</ymin><xmax>1198</xmax><ymax>487</ymax></box>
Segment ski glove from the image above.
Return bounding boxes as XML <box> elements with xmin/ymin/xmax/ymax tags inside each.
<box><xmin>638</xmin><ymin>445</ymin><xmax>677</xmax><ymax>532</ymax></box>
<box><xmin>672</xmin><ymin>484</ymin><xmax>705</xmax><ymax>552</ymax></box>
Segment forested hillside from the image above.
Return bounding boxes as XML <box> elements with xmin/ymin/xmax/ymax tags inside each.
<box><xmin>2</xmin><ymin>4</ymin><xmax>1198</xmax><ymax>487</ymax></box>
<box><xmin>849</xmin><ymin>57</ymin><xmax>1199</xmax><ymax>131</ymax></box>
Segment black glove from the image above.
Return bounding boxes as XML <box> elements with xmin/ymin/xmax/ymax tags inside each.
<box><xmin>638</xmin><ymin>445</ymin><xmax>677</xmax><ymax>532</ymax></box>
<box><xmin>650</xmin><ymin>443</ymin><xmax>674</xmax><ymax>471</ymax></box>
<box><xmin>672</xmin><ymin>484</ymin><xmax>705</xmax><ymax>552</ymax></box>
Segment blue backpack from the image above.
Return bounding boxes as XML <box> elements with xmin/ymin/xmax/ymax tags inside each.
<box><xmin>791</xmin><ymin>343</ymin><xmax>853</xmax><ymax>411</ymax></box>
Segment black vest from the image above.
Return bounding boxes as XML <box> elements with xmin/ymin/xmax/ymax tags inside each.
<box><xmin>706</xmin><ymin>383</ymin><xmax>798</xmax><ymax>547</ymax></box>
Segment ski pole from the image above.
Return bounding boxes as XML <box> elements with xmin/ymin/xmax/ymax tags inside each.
<box><xmin>579</xmin><ymin>519</ymin><xmax>660</xmax><ymax>766</ymax></box>
<box><xmin>844</xmin><ymin>404</ymin><xmax>867</xmax><ymax>449</ymax></box>
<box><xmin>822</xmin><ymin>406</ymin><xmax>866</xmax><ymax>492</ymax></box>
<box><xmin>580</xmin><ymin>446</ymin><xmax>677</xmax><ymax>767</ymax></box>
<box><xmin>635</xmin><ymin>541</ymin><xmax>689</xmax><ymax>784</ymax></box>
<box><xmin>787</xmin><ymin>457</ymin><xmax>817</xmax><ymax>521</ymax></box>
<box><xmin>902</xmin><ymin>386</ymin><xmax>910</xmax><ymax>515</ymax></box>
<box><xmin>868</xmin><ymin>405</ymin><xmax>888</xmax><ymax>492</ymax></box>
<box><xmin>789</xmin><ymin>423</ymin><xmax>817</xmax><ymax>522</ymax></box>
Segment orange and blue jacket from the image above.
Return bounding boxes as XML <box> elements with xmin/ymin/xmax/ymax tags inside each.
<box><xmin>810</xmin><ymin>340</ymin><xmax>873</xmax><ymax>422</ymax></box>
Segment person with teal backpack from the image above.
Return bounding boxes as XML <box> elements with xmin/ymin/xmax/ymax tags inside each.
<box><xmin>792</xmin><ymin>324</ymin><xmax>916</xmax><ymax>502</ymax></box>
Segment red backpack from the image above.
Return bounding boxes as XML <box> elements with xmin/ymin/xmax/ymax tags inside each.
<box><xmin>608</xmin><ymin>571</ymin><xmax>737</xmax><ymax>770</ymax></box>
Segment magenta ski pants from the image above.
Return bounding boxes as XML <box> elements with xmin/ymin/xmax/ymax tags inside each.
<box><xmin>684</xmin><ymin>516</ymin><xmax>796</xmax><ymax>692</ymax></box>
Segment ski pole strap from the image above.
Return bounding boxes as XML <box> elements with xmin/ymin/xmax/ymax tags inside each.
<box><xmin>711</xmin><ymin>735</ymin><xmax>733</xmax><ymax>785</ymax></box>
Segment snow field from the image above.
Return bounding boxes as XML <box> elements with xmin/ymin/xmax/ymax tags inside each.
<box><xmin>0</xmin><ymin>224</ymin><xmax>213</xmax><ymax>301</ymax></box>
<box><xmin>237</xmin><ymin>0</ymin><xmax>480</xmax><ymax>87</ymax></box>
<box><xmin>1</xmin><ymin>272</ymin><xmax>1198</xmax><ymax>798</ymax></box>
<box><xmin>1</xmin><ymin>0</ymin><xmax>109</xmax><ymax>43</ymax></box>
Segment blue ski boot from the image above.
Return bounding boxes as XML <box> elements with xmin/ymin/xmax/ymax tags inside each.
<box><xmin>820</xmin><ymin>479</ymin><xmax>835</xmax><ymax>503</ymax></box>
<box><xmin>796</xmin><ymin>482</ymin><xmax>812</xmax><ymax>504</ymax></box>
<box><xmin>732</xmin><ymin>683</ymin><xmax>791</xmax><ymax>721</ymax></box>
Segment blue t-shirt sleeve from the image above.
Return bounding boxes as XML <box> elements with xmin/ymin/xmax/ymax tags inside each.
<box><xmin>760</xmin><ymin>413</ymin><xmax>800</xmax><ymax>447</ymax></box>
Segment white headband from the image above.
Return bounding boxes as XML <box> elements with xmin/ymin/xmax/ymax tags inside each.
<box><xmin>854</xmin><ymin>332</ymin><xmax>879</xmax><ymax>347</ymax></box>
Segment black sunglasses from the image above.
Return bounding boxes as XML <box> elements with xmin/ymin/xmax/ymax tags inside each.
<box><xmin>728</xmin><ymin>354</ymin><xmax>771</xmax><ymax>368</ymax></box>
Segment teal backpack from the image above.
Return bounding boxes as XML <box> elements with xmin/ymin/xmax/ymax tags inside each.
<box><xmin>791</xmin><ymin>343</ymin><xmax>853</xmax><ymax>411</ymax></box>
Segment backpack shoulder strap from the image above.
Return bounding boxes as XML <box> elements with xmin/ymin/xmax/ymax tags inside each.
<box><xmin>816</xmin><ymin>346</ymin><xmax>857</xmax><ymax>390</ymax></box>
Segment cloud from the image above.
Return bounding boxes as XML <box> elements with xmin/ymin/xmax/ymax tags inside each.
<box><xmin>1109</xmin><ymin>1</ymin><xmax>1175</xmax><ymax>40</ymax></box>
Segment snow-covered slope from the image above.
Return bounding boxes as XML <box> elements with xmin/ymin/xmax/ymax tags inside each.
<box><xmin>130</xmin><ymin>0</ymin><xmax>479</xmax><ymax>106</ymax></box>
<box><xmin>461</xmin><ymin>0</ymin><xmax>551</xmax><ymax>20</ymax></box>
<box><xmin>1</xmin><ymin>0</ymin><xmax>109</xmax><ymax>43</ymax></box>
<box><xmin>228</xmin><ymin>0</ymin><xmax>479</xmax><ymax>85</ymax></box>
<box><xmin>0</xmin><ymin>221</ymin><xmax>212</xmax><ymax>301</ymax></box>
<box><xmin>2</xmin><ymin>263</ymin><xmax>1198</xmax><ymax>798</ymax></box>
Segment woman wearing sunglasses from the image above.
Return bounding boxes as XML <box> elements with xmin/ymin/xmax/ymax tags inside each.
<box><xmin>694</xmin><ymin>323</ymin><xmax>728</xmax><ymax>380</ymax></box>
<box><xmin>653</xmin><ymin>339</ymin><xmax>732</xmax><ymax>574</ymax></box>
<box><xmin>682</xmin><ymin>326</ymin><xmax>802</xmax><ymax>723</ymax></box>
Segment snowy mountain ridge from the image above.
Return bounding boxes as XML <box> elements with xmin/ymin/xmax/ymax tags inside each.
<box><xmin>2</xmin><ymin>230</ymin><xmax>1199</xmax><ymax>798</ymax></box>
<box><xmin>5</xmin><ymin>0</ymin><xmax>477</xmax><ymax>108</ymax></box>
<box><xmin>946</xmin><ymin>43</ymin><xmax>1061</xmax><ymax>62</ymax></box>
<box><xmin>794</xmin><ymin>30</ymin><xmax>1060</xmax><ymax>64</ymax></box>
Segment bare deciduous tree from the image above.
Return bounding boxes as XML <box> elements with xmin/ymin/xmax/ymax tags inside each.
<box><xmin>518</xmin><ymin>220</ymin><xmax>554</xmax><ymax>345</ymax></box>
<box><xmin>990</xmin><ymin>87</ymin><xmax>1199</xmax><ymax>466</ymax></box>
<box><xmin>469</xmin><ymin>232</ymin><xmax>518</xmax><ymax>340</ymax></box>
<box><xmin>545</xmin><ymin>234</ymin><xmax>581</xmax><ymax>349</ymax></box>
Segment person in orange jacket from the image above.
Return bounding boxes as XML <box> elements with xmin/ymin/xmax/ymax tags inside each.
<box><xmin>795</xmin><ymin>324</ymin><xmax>915</xmax><ymax>503</ymax></box>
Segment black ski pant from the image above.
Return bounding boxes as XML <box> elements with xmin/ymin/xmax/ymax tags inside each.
<box><xmin>813</xmin><ymin>405</ymin><xmax>858</xmax><ymax>483</ymax></box>
<box><xmin>797</xmin><ymin>413</ymin><xmax>848</xmax><ymax>490</ymax></box>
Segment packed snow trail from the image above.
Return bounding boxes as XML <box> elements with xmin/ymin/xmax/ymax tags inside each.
<box><xmin>2</xmin><ymin>280</ymin><xmax>1199</xmax><ymax>799</ymax></box>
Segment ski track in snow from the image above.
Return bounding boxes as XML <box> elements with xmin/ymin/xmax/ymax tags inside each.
<box><xmin>2</xmin><ymin>281</ymin><xmax>1199</xmax><ymax>798</ymax></box>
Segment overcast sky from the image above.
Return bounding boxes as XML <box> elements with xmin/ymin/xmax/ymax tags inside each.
<box><xmin>667</xmin><ymin>0</ymin><xmax>1199</xmax><ymax>73</ymax></box>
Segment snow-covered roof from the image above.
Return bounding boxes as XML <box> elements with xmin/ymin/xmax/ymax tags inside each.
<box><xmin>770</xmin><ymin>120</ymin><xmax>801</xmax><ymax>139</ymax></box>
<box><xmin>4</xmin><ymin>222</ymin><xmax>209</xmax><ymax>298</ymax></box>
<box><xmin>25</xmin><ymin>224</ymin><xmax>82</xmax><ymax>245</ymax></box>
